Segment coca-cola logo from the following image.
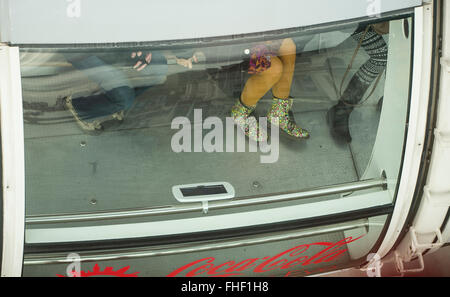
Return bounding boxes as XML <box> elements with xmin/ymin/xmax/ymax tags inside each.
<box><xmin>57</xmin><ymin>235</ymin><xmax>364</xmax><ymax>277</ymax></box>
<box><xmin>167</xmin><ymin>236</ymin><xmax>365</xmax><ymax>277</ymax></box>
<box><xmin>57</xmin><ymin>253</ymin><xmax>140</xmax><ymax>277</ymax></box>
<box><xmin>57</xmin><ymin>263</ymin><xmax>140</xmax><ymax>277</ymax></box>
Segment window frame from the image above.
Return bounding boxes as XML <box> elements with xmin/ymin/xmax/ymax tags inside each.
<box><xmin>375</xmin><ymin>4</ymin><xmax>437</xmax><ymax>260</ymax></box>
<box><xmin>0</xmin><ymin>46</ymin><xmax>25</xmax><ymax>277</ymax></box>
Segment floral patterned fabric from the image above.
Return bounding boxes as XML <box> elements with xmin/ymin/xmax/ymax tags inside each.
<box><xmin>247</xmin><ymin>44</ymin><xmax>275</xmax><ymax>75</ymax></box>
<box><xmin>231</xmin><ymin>100</ymin><xmax>268</xmax><ymax>142</ymax></box>
<box><xmin>267</xmin><ymin>97</ymin><xmax>310</xmax><ymax>139</ymax></box>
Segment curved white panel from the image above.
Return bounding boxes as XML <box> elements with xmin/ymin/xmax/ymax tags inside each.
<box><xmin>1</xmin><ymin>0</ymin><xmax>421</xmax><ymax>44</ymax></box>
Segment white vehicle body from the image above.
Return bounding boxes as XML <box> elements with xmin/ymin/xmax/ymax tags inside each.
<box><xmin>0</xmin><ymin>0</ymin><xmax>448</xmax><ymax>277</ymax></box>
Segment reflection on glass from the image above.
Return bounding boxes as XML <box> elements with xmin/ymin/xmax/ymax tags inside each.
<box><xmin>20</xmin><ymin>19</ymin><xmax>409</xmax><ymax>216</ymax></box>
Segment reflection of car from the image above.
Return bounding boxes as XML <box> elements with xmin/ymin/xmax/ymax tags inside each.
<box><xmin>0</xmin><ymin>0</ymin><xmax>449</xmax><ymax>278</ymax></box>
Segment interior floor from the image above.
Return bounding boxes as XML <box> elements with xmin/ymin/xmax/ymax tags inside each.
<box><xmin>23</xmin><ymin>60</ymin><xmax>382</xmax><ymax>216</ymax></box>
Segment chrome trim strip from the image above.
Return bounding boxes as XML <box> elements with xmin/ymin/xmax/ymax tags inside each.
<box><xmin>23</xmin><ymin>219</ymin><xmax>369</xmax><ymax>265</ymax></box>
<box><xmin>26</xmin><ymin>178</ymin><xmax>386</xmax><ymax>225</ymax></box>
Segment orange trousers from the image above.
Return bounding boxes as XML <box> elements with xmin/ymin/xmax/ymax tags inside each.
<box><xmin>241</xmin><ymin>38</ymin><xmax>297</xmax><ymax>107</ymax></box>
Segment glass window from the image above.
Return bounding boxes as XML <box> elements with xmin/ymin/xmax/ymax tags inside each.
<box><xmin>21</xmin><ymin>15</ymin><xmax>413</xmax><ymax>276</ymax></box>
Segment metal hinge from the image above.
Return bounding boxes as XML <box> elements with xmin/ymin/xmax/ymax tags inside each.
<box><xmin>360</xmin><ymin>253</ymin><xmax>384</xmax><ymax>277</ymax></box>
<box><xmin>394</xmin><ymin>227</ymin><xmax>444</xmax><ymax>276</ymax></box>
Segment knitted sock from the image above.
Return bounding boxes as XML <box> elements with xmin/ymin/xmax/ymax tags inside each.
<box><xmin>350</xmin><ymin>26</ymin><xmax>388</xmax><ymax>89</ymax></box>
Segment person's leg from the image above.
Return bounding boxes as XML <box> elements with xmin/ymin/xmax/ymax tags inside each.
<box><xmin>328</xmin><ymin>26</ymin><xmax>388</xmax><ymax>142</ymax></box>
<box><xmin>231</xmin><ymin>56</ymin><xmax>283</xmax><ymax>141</ymax></box>
<box><xmin>67</xmin><ymin>55</ymin><xmax>136</xmax><ymax>120</ymax></box>
<box><xmin>240</xmin><ymin>56</ymin><xmax>283</xmax><ymax>107</ymax></box>
<box><xmin>351</xmin><ymin>26</ymin><xmax>388</xmax><ymax>88</ymax></box>
<box><xmin>272</xmin><ymin>38</ymin><xmax>297</xmax><ymax>99</ymax></box>
<box><xmin>70</xmin><ymin>86</ymin><xmax>135</xmax><ymax>120</ymax></box>
<box><xmin>268</xmin><ymin>38</ymin><xmax>310</xmax><ymax>139</ymax></box>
